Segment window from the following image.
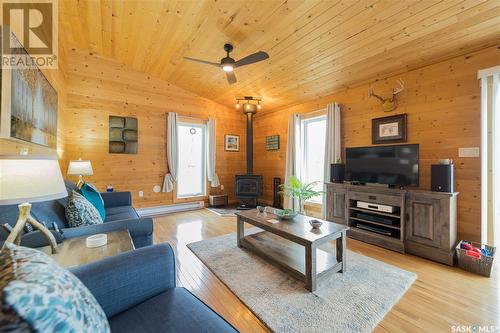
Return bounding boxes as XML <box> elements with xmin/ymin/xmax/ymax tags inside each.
<box><xmin>176</xmin><ymin>122</ymin><xmax>206</xmax><ymax>198</ymax></box>
<box><xmin>301</xmin><ymin>115</ymin><xmax>327</xmax><ymax>203</ymax></box>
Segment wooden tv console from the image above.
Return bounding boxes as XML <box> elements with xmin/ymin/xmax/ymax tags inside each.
<box><xmin>325</xmin><ymin>183</ymin><xmax>458</xmax><ymax>265</ymax></box>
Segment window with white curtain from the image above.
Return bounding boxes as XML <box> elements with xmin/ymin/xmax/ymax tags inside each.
<box><xmin>176</xmin><ymin>122</ymin><xmax>206</xmax><ymax>198</ymax></box>
<box><xmin>479</xmin><ymin>65</ymin><xmax>500</xmax><ymax>247</ymax></box>
<box><xmin>300</xmin><ymin>114</ymin><xmax>327</xmax><ymax>203</ymax></box>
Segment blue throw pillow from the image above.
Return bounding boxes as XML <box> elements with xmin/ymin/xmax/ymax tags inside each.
<box><xmin>80</xmin><ymin>183</ymin><xmax>106</xmax><ymax>220</ymax></box>
<box><xmin>0</xmin><ymin>242</ymin><xmax>110</xmax><ymax>332</ymax></box>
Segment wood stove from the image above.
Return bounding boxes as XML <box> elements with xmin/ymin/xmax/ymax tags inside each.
<box><xmin>235</xmin><ymin>101</ymin><xmax>262</xmax><ymax>209</ymax></box>
<box><xmin>235</xmin><ymin>175</ymin><xmax>262</xmax><ymax>208</ymax></box>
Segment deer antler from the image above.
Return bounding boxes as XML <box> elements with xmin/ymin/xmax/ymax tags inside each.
<box><xmin>392</xmin><ymin>79</ymin><xmax>405</xmax><ymax>95</ymax></box>
<box><xmin>368</xmin><ymin>88</ymin><xmax>385</xmax><ymax>102</ymax></box>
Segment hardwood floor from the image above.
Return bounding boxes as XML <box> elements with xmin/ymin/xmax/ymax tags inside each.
<box><xmin>153</xmin><ymin>209</ymin><xmax>499</xmax><ymax>333</ymax></box>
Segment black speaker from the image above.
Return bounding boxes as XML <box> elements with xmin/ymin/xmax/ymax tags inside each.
<box><xmin>330</xmin><ymin>164</ymin><xmax>345</xmax><ymax>183</ymax></box>
<box><xmin>431</xmin><ymin>164</ymin><xmax>454</xmax><ymax>192</ymax></box>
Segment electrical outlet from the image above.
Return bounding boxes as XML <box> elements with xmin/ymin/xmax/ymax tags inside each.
<box><xmin>138</xmin><ymin>190</ymin><xmax>144</xmax><ymax>198</ymax></box>
<box><xmin>220</xmin><ymin>184</ymin><xmax>225</xmax><ymax>191</ymax></box>
<box><xmin>458</xmin><ymin>147</ymin><xmax>480</xmax><ymax>158</ymax></box>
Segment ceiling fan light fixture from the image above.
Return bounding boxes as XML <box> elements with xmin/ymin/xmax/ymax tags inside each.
<box><xmin>222</xmin><ymin>65</ymin><xmax>234</xmax><ymax>72</ymax></box>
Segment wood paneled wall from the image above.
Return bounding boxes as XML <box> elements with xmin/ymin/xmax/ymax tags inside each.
<box><xmin>62</xmin><ymin>51</ymin><xmax>247</xmax><ymax>208</ymax></box>
<box><xmin>254</xmin><ymin>45</ymin><xmax>500</xmax><ymax>241</ymax></box>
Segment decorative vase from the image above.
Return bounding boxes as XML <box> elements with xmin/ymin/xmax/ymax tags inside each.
<box><xmin>297</xmin><ymin>199</ymin><xmax>305</xmax><ymax>215</ymax></box>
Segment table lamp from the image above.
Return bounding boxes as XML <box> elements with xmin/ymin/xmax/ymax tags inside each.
<box><xmin>0</xmin><ymin>156</ymin><xmax>67</xmax><ymax>253</ymax></box>
<box><xmin>67</xmin><ymin>158</ymin><xmax>93</xmax><ymax>188</ymax></box>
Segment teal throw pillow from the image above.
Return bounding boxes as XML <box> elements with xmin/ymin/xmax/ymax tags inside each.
<box><xmin>0</xmin><ymin>242</ymin><xmax>110</xmax><ymax>332</ymax></box>
<box><xmin>66</xmin><ymin>191</ymin><xmax>103</xmax><ymax>228</ymax></box>
<box><xmin>80</xmin><ymin>183</ymin><xmax>106</xmax><ymax>220</ymax></box>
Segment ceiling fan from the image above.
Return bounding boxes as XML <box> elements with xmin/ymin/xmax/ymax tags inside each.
<box><xmin>184</xmin><ymin>43</ymin><xmax>269</xmax><ymax>85</ymax></box>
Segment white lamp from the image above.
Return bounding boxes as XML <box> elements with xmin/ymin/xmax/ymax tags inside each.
<box><xmin>67</xmin><ymin>158</ymin><xmax>93</xmax><ymax>188</ymax></box>
<box><xmin>0</xmin><ymin>156</ymin><xmax>67</xmax><ymax>253</ymax></box>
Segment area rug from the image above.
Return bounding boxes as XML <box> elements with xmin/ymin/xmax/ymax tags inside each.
<box><xmin>205</xmin><ymin>206</ymin><xmax>239</xmax><ymax>217</ymax></box>
<box><xmin>187</xmin><ymin>229</ymin><xmax>417</xmax><ymax>333</ymax></box>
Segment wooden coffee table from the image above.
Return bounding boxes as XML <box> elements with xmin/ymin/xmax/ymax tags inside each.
<box><xmin>235</xmin><ymin>210</ymin><xmax>348</xmax><ymax>292</ymax></box>
<box><xmin>37</xmin><ymin>229</ymin><xmax>135</xmax><ymax>268</ymax></box>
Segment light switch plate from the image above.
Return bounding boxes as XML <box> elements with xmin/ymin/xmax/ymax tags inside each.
<box><xmin>458</xmin><ymin>147</ymin><xmax>480</xmax><ymax>158</ymax></box>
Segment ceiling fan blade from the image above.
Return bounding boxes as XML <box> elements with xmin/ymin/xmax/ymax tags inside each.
<box><xmin>226</xmin><ymin>71</ymin><xmax>237</xmax><ymax>84</ymax></box>
<box><xmin>234</xmin><ymin>51</ymin><xmax>269</xmax><ymax>67</ymax></box>
<box><xmin>183</xmin><ymin>57</ymin><xmax>220</xmax><ymax>67</ymax></box>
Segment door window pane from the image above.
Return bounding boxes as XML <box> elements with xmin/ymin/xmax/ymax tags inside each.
<box><xmin>302</xmin><ymin>116</ymin><xmax>326</xmax><ymax>203</ymax></box>
<box><xmin>177</xmin><ymin>123</ymin><xmax>206</xmax><ymax>198</ymax></box>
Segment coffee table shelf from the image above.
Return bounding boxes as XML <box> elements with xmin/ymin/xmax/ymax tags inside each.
<box><xmin>235</xmin><ymin>210</ymin><xmax>349</xmax><ymax>292</ymax></box>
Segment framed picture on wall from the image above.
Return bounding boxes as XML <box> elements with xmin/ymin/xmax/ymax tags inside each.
<box><xmin>225</xmin><ymin>134</ymin><xmax>240</xmax><ymax>151</ymax></box>
<box><xmin>0</xmin><ymin>35</ymin><xmax>58</xmax><ymax>149</ymax></box>
<box><xmin>372</xmin><ymin>114</ymin><xmax>407</xmax><ymax>144</ymax></box>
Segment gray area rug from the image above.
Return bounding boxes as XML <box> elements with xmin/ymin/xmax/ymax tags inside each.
<box><xmin>187</xmin><ymin>229</ymin><xmax>417</xmax><ymax>333</ymax></box>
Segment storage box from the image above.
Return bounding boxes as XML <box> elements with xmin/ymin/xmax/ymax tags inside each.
<box><xmin>209</xmin><ymin>194</ymin><xmax>228</xmax><ymax>207</ymax></box>
<box><xmin>456</xmin><ymin>240</ymin><xmax>496</xmax><ymax>277</ymax></box>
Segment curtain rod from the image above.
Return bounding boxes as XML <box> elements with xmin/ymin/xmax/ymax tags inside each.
<box><xmin>298</xmin><ymin>108</ymin><xmax>327</xmax><ymax>117</ymax></box>
<box><xmin>177</xmin><ymin>114</ymin><xmax>210</xmax><ymax>121</ymax></box>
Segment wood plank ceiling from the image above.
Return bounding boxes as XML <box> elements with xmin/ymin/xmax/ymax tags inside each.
<box><xmin>59</xmin><ymin>0</ymin><xmax>500</xmax><ymax>111</ymax></box>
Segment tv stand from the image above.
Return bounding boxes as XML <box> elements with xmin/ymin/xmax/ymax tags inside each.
<box><xmin>325</xmin><ymin>183</ymin><xmax>459</xmax><ymax>265</ymax></box>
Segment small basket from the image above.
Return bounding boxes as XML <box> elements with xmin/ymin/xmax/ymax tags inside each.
<box><xmin>455</xmin><ymin>240</ymin><xmax>496</xmax><ymax>277</ymax></box>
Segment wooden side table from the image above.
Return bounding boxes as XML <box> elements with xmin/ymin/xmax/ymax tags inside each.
<box><xmin>209</xmin><ymin>194</ymin><xmax>228</xmax><ymax>207</ymax></box>
<box><xmin>37</xmin><ymin>229</ymin><xmax>135</xmax><ymax>268</ymax></box>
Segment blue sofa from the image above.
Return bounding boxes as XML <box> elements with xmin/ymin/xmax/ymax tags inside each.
<box><xmin>0</xmin><ymin>181</ymin><xmax>153</xmax><ymax>248</ymax></box>
<box><xmin>70</xmin><ymin>243</ymin><xmax>238</xmax><ymax>333</ymax></box>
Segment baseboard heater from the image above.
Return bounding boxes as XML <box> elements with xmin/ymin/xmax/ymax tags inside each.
<box><xmin>137</xmin><ymin>201</ymin><xmax>205</xmax><ymax>217</ymax></box>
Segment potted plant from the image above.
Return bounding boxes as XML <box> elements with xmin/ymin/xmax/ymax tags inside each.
<box><xmin>279</xmin><ymin>176</ymin><xmax>324</xmax><ymax>215</ymax></box>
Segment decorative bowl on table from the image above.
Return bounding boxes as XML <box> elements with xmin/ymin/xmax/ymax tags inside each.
<box><xmin>274</xmin><ymin>209</ymin><xmax>298</xmax><ymax>220</ymax></box>
<box><xmin>309</xmin><ymin>219</ymin><xmax>323</xmax><ymax>229</ymax></box>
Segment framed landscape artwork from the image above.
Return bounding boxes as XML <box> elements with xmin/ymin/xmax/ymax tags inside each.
<box><xmin>225</xmin><ymin>134</ymin><xmax>240</xmax><ymax>151</ymax></box>
<box><xmin>0</xmin><ymin>36</ymin><xmax>58</xmax><ymax>148</ymax></box>
<box><xmin>372</xmin><ymin>114</ymin><xmax>407</xmax><ymax>144</ymax></box>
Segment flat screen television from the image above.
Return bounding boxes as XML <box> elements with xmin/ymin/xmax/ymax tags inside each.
<box><xmin>345</xmin><ymin>144</ymin><xmax>419</xmax><ymax>187</ymax></box>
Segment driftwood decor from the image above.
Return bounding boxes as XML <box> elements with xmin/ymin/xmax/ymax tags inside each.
<box><xmin>3</xmin><ymin>203</ymin><xmax>58</xmax><ymax>254</ymax></box>
<box><xmin>368</xmin><ymin>79</ymin><xmax>405</xmax><ymax>112</ymax></box>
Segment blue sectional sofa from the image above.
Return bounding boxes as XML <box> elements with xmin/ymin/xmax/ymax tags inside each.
<box><xmin>71</xmin><ymin>243</ymin><xmax>238</xmax><ymax>333</ymax></box>
<box><xmin>0</xmin><ymin>181</ymin><xmax>153</xmax><ymax>248</ymax></box>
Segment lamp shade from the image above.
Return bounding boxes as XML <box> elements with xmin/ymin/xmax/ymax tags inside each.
<box><xmin>0</xmin><ymin>157</ymin><xmax>67</xmax><ymax>206</ymax></box>
<box><xmin>67</xmin><ymin>160</ymin><xmax>93</xmax><ymax>176</ymax></box>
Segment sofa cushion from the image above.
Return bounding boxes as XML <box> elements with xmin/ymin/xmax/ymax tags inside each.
<box><xmin>80</xmin><ymin>183</ymin><xmax>106</xmax><ymax>220</ymax></box>
<box><xmin>105</xmin><ymin>206</ymin><xmax>139</xmax><ymax>222</ymax></box>
<box><xmin>0</xmin><ymin>243</ymin><xmax>110</xmax><ymax>333</ymax></box>
<box><xmin>31</xmin><ymin>199</ymin><xmax>68</xmax><ymax>229</ymax></box>
<box><xmin>66</xmin><ymin>191</ymin><xmax>103</xmax><ymax>228</ymax></box>
<box><xmin>108</xmin><ymin>288</ymin><xmax>237</xmax><ymax>333</ymax></box>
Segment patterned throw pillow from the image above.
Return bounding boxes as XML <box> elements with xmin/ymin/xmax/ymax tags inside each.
<box><xmin>0</xmin><ymin>242</ymin><xmax>110</xmax><ymax>332</ymax></box>
<box><xmin>65</xmin><ymin>191</ymin><xmax>103</xmax><ymax>228</ymax></box>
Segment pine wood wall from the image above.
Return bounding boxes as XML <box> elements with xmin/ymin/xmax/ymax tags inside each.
<box><xmin>253</xmin><ymin>45</ymin><xmax>500</xmax><ymax>241</ymax></box>
<box><xmin>61</xmin><ymin>51</ymin><xmax>247</xmax><ymax>208</ymax></box>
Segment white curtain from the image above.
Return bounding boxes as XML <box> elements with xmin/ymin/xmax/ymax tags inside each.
<box><xmin>322</xmin><ymin>103</ymin><xmax>342</xmax><ymax>219</ymax></box>
<box><xmin>162</xmin><ymin>112</ymin><xmax>178</xmax><ymax>192</ymax></box>
<box><xmin>284</xmin><ymin>114</ymin><xmax>301</xmax><ymax>210</ymax></box>
<box><xmin>206</xmin><ymin>117</ymin><xmax>220</xmax><ymax>187</ymax></box>
<box><xmin>479</xmin><ymin>66</ymin><xmax>500</xmax><ymax>246</ymax></box>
